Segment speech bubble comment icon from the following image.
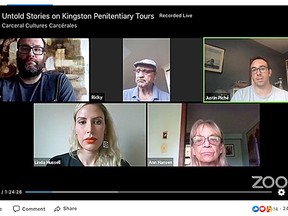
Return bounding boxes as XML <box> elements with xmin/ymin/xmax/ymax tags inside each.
<box><xmin>13</xmin><ymin>205</ymin><xmax>20</xmax><ymax>212</ymax></box>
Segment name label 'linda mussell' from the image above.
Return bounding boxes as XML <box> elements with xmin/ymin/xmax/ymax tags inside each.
<box><xmin>34</xmin><ymin>158</ymin><xmax>61</xmax><ymax>166</ymax></box>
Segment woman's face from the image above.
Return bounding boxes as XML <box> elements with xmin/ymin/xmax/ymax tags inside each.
<box><xmin>75</xmin><ymin>104</ymin><xmax>106</xmax><ymax>152</ymax></box>
<box><xmin>191</xmin><ymin>124</ymin><xmax>224</xmax><ymax>166</ymax></box>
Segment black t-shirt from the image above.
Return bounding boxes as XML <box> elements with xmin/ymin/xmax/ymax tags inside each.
<box><xmin>47</xmin><ymin>151</ymin><xmax>131</xmax><ymax>167</ymax></box>
<box><xmin>0</xmin><ymin>71</ymin><xmax>77</xmax><ymax>102</ymax></box>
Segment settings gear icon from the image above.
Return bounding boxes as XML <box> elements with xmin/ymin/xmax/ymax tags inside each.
<box><xmin>278</xmin><ymin>189</ymin><xmax>285</xmax><ymax>196</ymax></box>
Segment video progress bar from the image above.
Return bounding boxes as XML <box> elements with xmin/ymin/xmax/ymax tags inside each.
<box><xmin>25</xmin><ymin>191</ymin><xmax>272</xmax><ymax>194</ymax></box>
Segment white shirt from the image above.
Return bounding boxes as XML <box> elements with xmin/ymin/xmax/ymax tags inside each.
<box><xmin>230</xmin><ymin>85</ymin><xmax>288</xmax><ymax>102</ymax></box>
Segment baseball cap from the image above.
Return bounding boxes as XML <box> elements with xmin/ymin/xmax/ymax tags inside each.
<box><xmin>134</xmin><ymin>59</ymin><xmax>157</xmax><ymax>68</ymax></box>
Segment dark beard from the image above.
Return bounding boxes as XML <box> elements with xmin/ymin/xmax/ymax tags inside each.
<box><xmin>17</xmin><ymin>56</ymin><xmax>44</xmax><ymax>79</ymax></box>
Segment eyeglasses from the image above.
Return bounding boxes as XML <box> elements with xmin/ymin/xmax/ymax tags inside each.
<box><xmin>18</xmin><ymin>45</ymin><xmax>45</xmax><ymax>55</ymax></box>
<box><xmin>250</xmin><ymin>66</ymin><xmax>268</xmax><ymax>74</ymax></box>
<box><xmin>133</xmin><ymin>68</ymin><xmax>155</xmax><ymax>75</ymax></box>
<box><xmin>192</xmin><ymin>135</ymin><xmax>222</xmax><ymax>146</ymax></box>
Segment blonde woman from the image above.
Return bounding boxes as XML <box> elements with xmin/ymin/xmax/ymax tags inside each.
<box><xmin>190</xmin><ymin>119</ymin><xmax>228</xmax><ymax>166</ymax></box>
<box><xmin>48</xmin><ymin>103</ymin><xmax>130</xmax><ymax>166</ymax></box>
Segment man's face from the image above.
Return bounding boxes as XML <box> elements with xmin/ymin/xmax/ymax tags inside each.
<box><xmin>134</xmin><ymin>64</ymin><xmax>156</xmax><ymax>89</ymax></box>
<box><xmin>17</xmin><ymin>38</ymin><xmax>46</xmax><ymax>79</ymax></box>
<box><xmin>250</xmin><ymin>59</ymin><xmax>272</xmax><ymax>87</ymax></box>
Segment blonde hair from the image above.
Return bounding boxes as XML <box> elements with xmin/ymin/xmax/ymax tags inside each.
<box><xmin>69</xmin><ymin>103</ymin><xmax>122</xmax><ymax>166</ymax></box>
<box><xmin>190</xmin><ymin>119</ymin><xmax>228</xmax><ymax>166</ymax></box>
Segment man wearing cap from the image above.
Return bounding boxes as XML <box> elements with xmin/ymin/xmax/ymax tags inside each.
<box><xmin>123</xmin><ymin>59</ymin><xmax>170</xmax><ymax>101</ymax></box>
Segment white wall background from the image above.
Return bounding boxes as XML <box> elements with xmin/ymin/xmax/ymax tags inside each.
<box><xmin>34</xmin><ymin>103</ymin><xmax>146</xmax><ymax>166</ymax></box>
<box><xmin>147</xmin><ymin>103</ymin><xmax>182</xmax><ymax>166</ymax></box>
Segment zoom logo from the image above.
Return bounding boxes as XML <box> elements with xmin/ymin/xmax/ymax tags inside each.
<box><xmin>252</xmin><ymin>176</ymin><xmax>287</xmax><ymax>189</ymax></box>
